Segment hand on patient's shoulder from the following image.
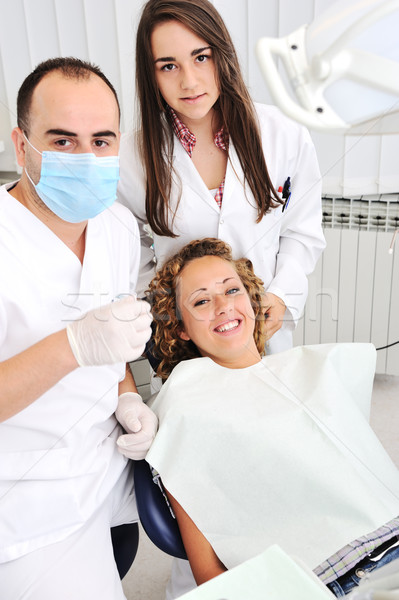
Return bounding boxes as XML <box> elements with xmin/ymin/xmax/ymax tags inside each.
<box><xmin>261</xmin><ymin>292</ymin><xmax>286</xmax><ymax>340</ymax></box>
<box><xmin>116</xmin><ymin>392</ymin><xmax>158</xmax><ymax>460</ymax></box>
<box><xmin>66</xmin><ymin>296</ymin><xmax>152</xmax><ymax>367</ymax></box>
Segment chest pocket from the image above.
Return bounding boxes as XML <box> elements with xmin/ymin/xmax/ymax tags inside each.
<box><xmin>261</xmin><ymin>208</ymin><xmax>283</xmax><ymax>251</ymax></box>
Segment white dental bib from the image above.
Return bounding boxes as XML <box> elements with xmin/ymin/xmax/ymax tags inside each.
<box><xmin>146</xmin><ymin>343</ymin><xmax>399</xmax><ymax>570</ymax></box>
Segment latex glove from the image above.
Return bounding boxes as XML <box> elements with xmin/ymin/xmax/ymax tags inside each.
<box><xmin>261</xmin><ymin>292</ymin><xmax>286</xmax><ymax>340</ymax></box>
<box><xmin>116</xmin><ymin>392</ymin><xmax>158</xmax><ymax>460</ymax></box>
<box><xmin>66</xmin><ymin>296</ymin><xmax>152</xmax><ymax>366</ymax></box>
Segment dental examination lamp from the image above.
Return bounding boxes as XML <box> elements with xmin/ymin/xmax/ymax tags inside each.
<box><xmin>256</xmin><ymin>0</ymin><xmax>399</xmax><ymax>135</ymax></box>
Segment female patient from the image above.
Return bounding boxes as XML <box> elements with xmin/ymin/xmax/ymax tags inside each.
<box><xmin>145</xmin><ymin>238</ymin><xmax>399</xmax><ymax>598</ymax></box>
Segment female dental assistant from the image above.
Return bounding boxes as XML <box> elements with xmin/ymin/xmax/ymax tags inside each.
<box><xmin>117</xmin><ymin>0</ymin><xmax>326</xmax><ymax>354</ymax></box>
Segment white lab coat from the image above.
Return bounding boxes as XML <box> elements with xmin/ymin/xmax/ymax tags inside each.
<box><xmin>0</xmin><ymin>184</ymin><xmax>140</xmax><ymax>562</ymax></box>
<box><xmin>118</xmin><ymin>103</ymin><xmax>326</xmax><ymax>354</ymax></box>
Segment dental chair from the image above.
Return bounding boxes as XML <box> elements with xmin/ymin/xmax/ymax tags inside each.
<box><xmin>133</xmin><ymin>459</ymin><xmax>187</xmax><ymax>560</ymax></box>
<box><xmin>112</xmin><ymin>521</ymin><xmax>139</xmax><ymax>579</ymax></box>
<box><xmin>133</xmin><ymin>345</ymin><xmax>186</xmax><ymax>559</ymax></box>
<box><xmin>111</xmin><ymin>444</ymin><xmax>186</xmax><ymax>581</ymax></box>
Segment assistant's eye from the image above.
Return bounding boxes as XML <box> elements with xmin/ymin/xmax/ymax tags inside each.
<box><xmin>195</xmin><ymin>54</ymin><xmax>211</xmax><ymax>64</ymax></box>
<box><xmin>160</xmin><ymin>63</ymin><xmax>176</xmax><ymax>72</ymax></box>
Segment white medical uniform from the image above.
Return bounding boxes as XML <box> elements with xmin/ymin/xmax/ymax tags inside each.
<box><xmin>0</xmin><ymin>183</ymin><xmax>141</xmax><ymax>599</ymax></box>
<box><xmin>147</xmin><ymin>344</ymin><xmax>399</xmax><ymax>578</ymax></box>
<box><xmin>118</xmin><ymin>103</ymin><xmax>326</xmax><ymax>354</ymax></box>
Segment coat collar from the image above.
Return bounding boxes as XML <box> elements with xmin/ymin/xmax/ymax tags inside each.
<box><xmin>172</xmin><ymin>137</ymin><xmax>244</xmax><ymax>214</ymax></box>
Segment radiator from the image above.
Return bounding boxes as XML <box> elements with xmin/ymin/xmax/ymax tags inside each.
<box><xmin>293</xmin><ymin>195</ymin><xmax>399</xmax><ymax>376</ymax></box>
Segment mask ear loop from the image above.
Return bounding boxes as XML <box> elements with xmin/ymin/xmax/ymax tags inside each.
<box><xmin>22</xmin><ymin>133</ymin><xmax>43</xmax><ymax>188</ymax></box>
<box><xmin>23</xmin><ymin>132</ymin><xmax>43</xmax><ymax>156</ymax></box>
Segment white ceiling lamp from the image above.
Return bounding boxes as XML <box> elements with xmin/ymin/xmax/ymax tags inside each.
<box><xmin>256</xmin><ymin>0</ymin><xmax>399</xmax><ymax>134</ymax></box>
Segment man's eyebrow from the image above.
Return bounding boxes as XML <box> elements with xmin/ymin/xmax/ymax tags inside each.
<box><xmin>154</xmin><ymin>46</ymin><xmax>212</xmax><ymax>64</ymax></box>
<box><xmin>92</xmin><ymin>130</ymin><xmax>117</xmax><ymax>138</ymax></box>
<box><xmin>45</xmin><ymin>129</ymin><xmax>77</xmax><ymax>137</ymax></box>
<box><xmin>45</xmin><ymin>129</ymin><xmax>117</xmax><ymax>138</ymax></box>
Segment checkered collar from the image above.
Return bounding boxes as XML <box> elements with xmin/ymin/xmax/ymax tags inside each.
<box><xmin>167</xmin><ymin>106</ymin><xmax>227</xmax><ymax>157</ymax></box>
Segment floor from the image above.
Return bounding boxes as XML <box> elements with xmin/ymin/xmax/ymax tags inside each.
<box><xmin>122</xmin><ymin>373</ymin><xmax>399</xmax><ymax>600</ymax></box>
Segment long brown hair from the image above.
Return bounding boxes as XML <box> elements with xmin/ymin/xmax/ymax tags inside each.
<box><xmin>135</xmin><ymin>0</ymin><xmax>282</xmax><ymax>237</ymax></box>
<box><xmin>146</xmin><ymin>238</ymin><xmax>266</xmax><ymax>381</ymax></box>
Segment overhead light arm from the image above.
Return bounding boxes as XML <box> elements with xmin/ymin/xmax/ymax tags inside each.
<box><xmin>256</xmin><ymin>0</ymin><xmax>399</xmax><ymax>133</ymax></box>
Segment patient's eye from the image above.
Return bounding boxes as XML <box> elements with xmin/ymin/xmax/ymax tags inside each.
<box><xmin>194</xmin><ymin>298</ymin><xmax>209</xmax><ymax>307</ymax></box>
<box><xmin>226</xmin><ymin>287</ymin><xmax>240</xmax><ymax>295</ymax></box>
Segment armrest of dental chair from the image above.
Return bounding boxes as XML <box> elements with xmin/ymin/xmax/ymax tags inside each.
<box><xmin>133</xmin><ymin>459</ymin><xmax>187</xmax><ymax>560</ymax></box>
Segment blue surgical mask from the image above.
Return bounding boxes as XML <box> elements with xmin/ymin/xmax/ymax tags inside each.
<box><xmin>23</xmin><ymin>135</ymin><xmax>120</xmax><ymax>223</ymax></box>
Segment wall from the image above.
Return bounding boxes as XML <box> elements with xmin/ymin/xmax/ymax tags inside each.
<box><xmin>1</xmin><ymin>0</ymin><xmax>398</xmax><ymax>196</ymax></box>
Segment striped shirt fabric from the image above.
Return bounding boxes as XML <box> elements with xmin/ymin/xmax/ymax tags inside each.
<box><xmin>167</xmin><ymin>106</ymin><xmax>227</xmax><ymax>209</ymax></box>
<box><xmin>314</xmin><ymin>516</ymin><xmax>399</xmax><ymax>584</ymax></box>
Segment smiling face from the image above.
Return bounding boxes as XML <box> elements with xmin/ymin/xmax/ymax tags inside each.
<box><xmin>151</xmin><ymin>20</ymin><xmax>220</xmax><ymax>128</ymax></box>
<box><xmin>177</xmin><ymin>256</ymin><xmax>261</xmax><ymax>369</ymax></box>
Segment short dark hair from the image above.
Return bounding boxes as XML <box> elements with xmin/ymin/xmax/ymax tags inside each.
<box><xmin>17</xmin><ymin>56</ymin><xmax>120</xmax><ymax>133</ymax></box>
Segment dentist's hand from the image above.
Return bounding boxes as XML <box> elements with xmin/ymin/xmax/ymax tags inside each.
<box><xmin>261</xmin><ymin>292</ymin><xmax>286</xmax><ymax>340</ymax></box>
<box><xmin>116</xmin><ymin>392</ymin><xmax>158</xmax><ymax>460</ymax></box>
<box><xmin>66</xmin><ymin>296</ymin><xmax>152</xmax><ymax>366</ymax></box>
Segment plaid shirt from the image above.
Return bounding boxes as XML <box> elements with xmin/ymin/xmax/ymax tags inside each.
<box><xmin>314</xmin><ymin>516</ymin><xmax>399</xmax><ymax>584</ymax></box>
<box><xmin>168</xmin><ymin>107</ymin><xmax>227</xmax><ymax>209</ymax></box>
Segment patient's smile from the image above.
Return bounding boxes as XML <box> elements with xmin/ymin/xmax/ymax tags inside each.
<box><xmin>214</xmin><ymin>319</ymin><xmax>240</xmax><ymax>333</ymax></box>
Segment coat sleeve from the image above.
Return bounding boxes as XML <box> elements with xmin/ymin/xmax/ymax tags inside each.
<box><xmin>262</xmin><ymin>109</ymin><xmax>326</xmax><ymax>325</ymax></box>
<box><xmin>117</xmin><ymin>132</ymin><xmax>156</xmax><ymax>298</ymax></box>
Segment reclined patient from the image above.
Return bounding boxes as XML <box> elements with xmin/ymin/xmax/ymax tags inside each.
<box><xmin>145</xmin><ymin>238</ymin><xmax>399</xmax><ymax>597</ymax></box>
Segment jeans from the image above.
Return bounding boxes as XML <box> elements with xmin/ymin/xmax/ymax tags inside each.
<box><xmin>326</xmin><ymin>543</ymin><xmax>399</xmax><ymax>597</ymax></box>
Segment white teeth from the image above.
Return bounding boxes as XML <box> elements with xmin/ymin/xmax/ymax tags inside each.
<box><xmin>215</xmin><ymin>320</ymin><xmax>239</xmax><ymax>333</ymax></box>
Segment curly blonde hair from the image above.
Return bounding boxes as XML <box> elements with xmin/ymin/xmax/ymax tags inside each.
<box><xmin>146</xmin><ymin>238</ymin><xmax>266</xmax><ymax>380</ymax></box>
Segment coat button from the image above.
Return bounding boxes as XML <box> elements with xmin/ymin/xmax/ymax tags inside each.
<box><xmin>220</xmin><ymin>219</ymin><xmax>224</xmax><ymax>224</ymax></box>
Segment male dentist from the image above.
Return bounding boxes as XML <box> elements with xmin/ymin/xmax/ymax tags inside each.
<box><xmin>0</xmin><ymin>57</ymin><xmax>155</xmax><ymax>600</ymax></box>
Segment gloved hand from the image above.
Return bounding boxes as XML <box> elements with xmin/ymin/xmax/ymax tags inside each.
<box><xmin>66</xmin><ymin>296</ymin><xmax>152</xmax><ymax>367</ymax></box>
<box><xmin>115</xmin><ymin>392</ymin><xmax>158</xmax><ymax>460</ymax></box>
